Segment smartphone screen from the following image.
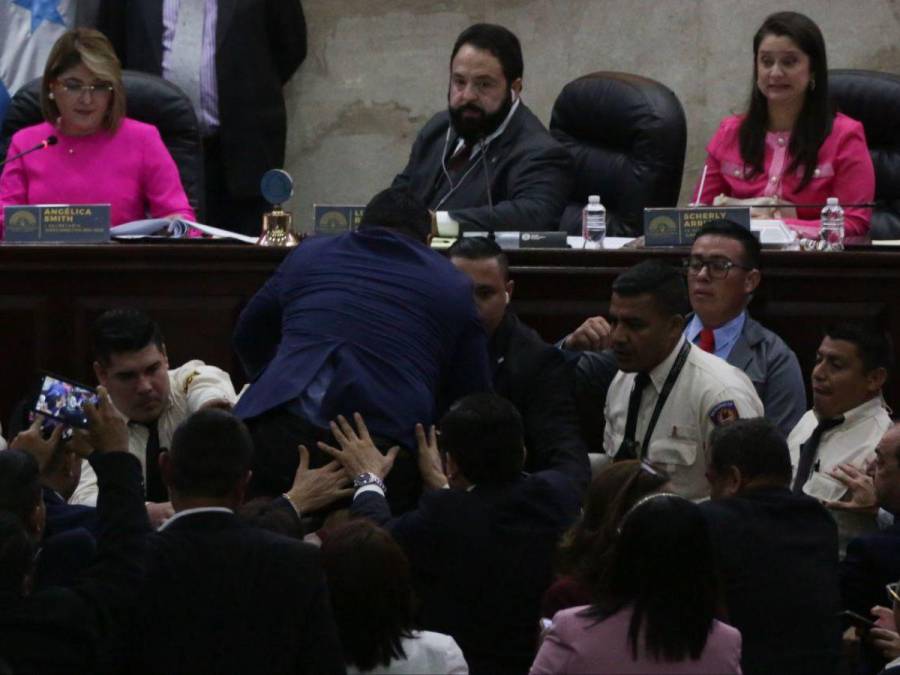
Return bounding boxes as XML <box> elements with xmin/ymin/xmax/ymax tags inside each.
<box><xmin>32</xmin><ymin>373</ymin><xmax>98</xmax><ymax>429</ymax></box>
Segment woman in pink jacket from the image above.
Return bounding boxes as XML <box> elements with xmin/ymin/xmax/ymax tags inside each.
<box><xmin>0</xmin><ymin>28</ymin><xmax>194</xmax><ymax>238</ymax></box>
<box><xmin>694</xmin><ymin>11</ymin><xmax>874</xmax><ymax>238</ymax></box>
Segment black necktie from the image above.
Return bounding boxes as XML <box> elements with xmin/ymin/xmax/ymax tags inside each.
<box><xmin>792</xmin><ymin>416</ymin><xmax>844</xmax><ymax>493</ymax></box>
<box><xmin>447</xmin><ymin>143</ymin><xmax>471</xmax><ymax>174</ymax></box>
<box><xmin>137</xmin><ymin>419</ymin><xmax>168</xmax><ymax>502</ymax></box>
<box><xmin>617</xmin><ymin>373</ymin><xmax>651</xmax><ymax>461</ymax></box>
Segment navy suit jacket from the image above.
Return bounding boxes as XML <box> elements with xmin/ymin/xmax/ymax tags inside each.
<box><xmin>842</xmin><ymin>521</ymin><xmax>900</xmax><ymax>617</ymax></box>
<box><xmin>353</xmin><ymin>470</ymin><xmax>580</xmax><ymax>675</ymax></box>
<box><xmin>127</xmin><ymin>510</ymin><xmax>345</xmax><ymax>674</ymax></box>
<box><xmin>43</xmin><ymin>487</ymin><xmax>98</xmax><ymax>538</ymax></box>
<box><xmin>234</xmin><ymin>228</ymin><xmax>491</xmax><ymax>450</ymax></box>
<box><xmin>701</xmin><ymin>487</ymin><xmax>842</xmax><ymax>675</ymax></box>
<box><xmin>392</xmin><ymin>102</ymin><xmax>573</xmax><ymax>231</ymax></box>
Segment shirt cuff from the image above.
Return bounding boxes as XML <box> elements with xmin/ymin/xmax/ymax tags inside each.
<box><xmin>280</xmin><ymin>493</ymin><xmax>302</xmax><ymax>517</ymax></box>
<box><xmin>435</xmin><ymin>211</ymin><xmax>460</xmax><ymax>237</ymax></box>
<box><xmin>353</xmin><ymin>484</ymin><xmax>386</xmax><ymax>500</ymax></box>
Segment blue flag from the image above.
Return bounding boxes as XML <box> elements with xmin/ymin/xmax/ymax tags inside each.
<box><xmin>0</xmin><ymin>0</ymin><xmax>74</xmax><ymax>123</ymax></box>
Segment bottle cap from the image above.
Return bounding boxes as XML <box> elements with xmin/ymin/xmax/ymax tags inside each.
<box><xmin>826</xmin><ymin>197</ymin><xmax>839</xmax><ymax>206</ymax></box>
<box><xmin>588</xmin><ymin>195</ymin><xmax>600</xmax><ymax>204</ymax></box>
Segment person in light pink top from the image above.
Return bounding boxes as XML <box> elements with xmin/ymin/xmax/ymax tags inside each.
<box><xmin>530</xmin><ymin>494</ymin><xmax>742</xmax><ymax>675</ymax></box>
<box><xmin>0</xmin><ymin>28</ymin><xmax>194</xmax><ymax>238</ymax></box>
<box><xmin>693</xmin><ymin>11</ymin><xmax>874</xmax><ymax>238</ymax></box>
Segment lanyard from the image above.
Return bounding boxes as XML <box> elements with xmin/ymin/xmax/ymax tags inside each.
<box><xmin>638</xmin><ymin>340</ymin><xmax>692</xmax><ymax>459</ymax></box>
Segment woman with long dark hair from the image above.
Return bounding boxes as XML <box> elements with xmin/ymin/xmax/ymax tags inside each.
<box><xmin>693</xmin><ymin>11</ymin><xmax>874</xmax><ymax>237</ymax></box>
<box><xmin>530</xmin><ymin>494</ymin><xmax>741</xmax><ymax>674</ymax></box>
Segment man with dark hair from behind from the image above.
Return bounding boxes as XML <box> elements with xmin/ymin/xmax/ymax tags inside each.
<box><xmin>126</xmin><ymin>408</ymin><xmax>344</xmax><ymax>674</ymax></box>
<box><xmin>393</xmin><ymin>23</ymin><xmax>571</xmax><ymax>234</ymax></box>
<box><xmin>71</xmin><ymin>307</ymin><xmax>237</xmax><ymax>529</ymax></box>
<box><xmin>320</xmin><ymin>393</ymin><xmax>581</xmax><ymax>675</ymax></box>
<box><xmin>603</xmin><ymin>260</ymin><xmax>762</xmax><ymax>499</ymax></box>
<box><xmin>0</xmin><ymin>387</ymin><xmax>151</xmax><ymax>673</ymax></box>
<box><xmin>234</xmin><ymin>186</ymin><xmax>491</xmax><ymax>513</ymax></box>
<box><xmin>702</xmin><ymin>417</ymin><xmax>841</xmax><ymax>675</ymax></box>
<box><xmin>788</xmin><ymin>321</ymin><xmax>892</xmax><ymax>548</ymax></box>
<box><xmin>447</xmin><ymin>236</ymin><xmax>590</xmax><ymax>493</ymax></box>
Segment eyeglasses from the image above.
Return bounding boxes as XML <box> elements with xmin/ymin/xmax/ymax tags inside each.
<box><xmin>887</xmin><ymin>582</ymin><xmax>900</xmax><ymax>604</ymax></box>
<box><xmin>56</xmin><ymin>80</ymin><xmax>114</xmax><ymax>97</ymax></box>
<box><xmin>682</xmin><ymin>256</ymin><xmax>752</xmax><ymax>280</ymax></box>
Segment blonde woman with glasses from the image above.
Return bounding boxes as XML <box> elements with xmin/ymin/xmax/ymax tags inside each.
<box><xmin>0</xmin><ymin>28</ymin><xmax>194</xmax><ymax>238</ymax></box>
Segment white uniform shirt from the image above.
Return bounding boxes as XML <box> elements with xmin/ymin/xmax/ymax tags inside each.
<box><xmin>604</xmin><ymin>337</ymin><xmax>764</xmax><ymax>500</ymax></box>
<box><xmin>788</xmin><ymin>396</ymin><xmax>892</xmax><ymax>503</ymax></box>
<box><xmin>69</xmin><ymin>360</ymin><xmax>237</xmax><ymax>506</ymax></box>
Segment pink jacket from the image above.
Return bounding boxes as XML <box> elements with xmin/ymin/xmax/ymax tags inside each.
<box><xmin>0</xmin><ymin>118</ymin><xmax>195</xmax><ymax>238</ymax></box>
<box><xmin>693</xmin><ymin>113</ymin><xmax>874</xmax><ymax>237</ymax></box>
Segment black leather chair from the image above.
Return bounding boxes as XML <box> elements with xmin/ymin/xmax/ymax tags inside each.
<box><xmin>0</xmin><ymin>70</ymin><xmax>204</xmax><ymax>221</ymax></box>
<box><xmin>830</xmin><ymin>69</ymin><xmax>900</xmax><ymax>239</ymax></box>
<box><xmin>550</xmin><ymin>71</ymin><xmax>687</xmax><ymax>237</ymax></box>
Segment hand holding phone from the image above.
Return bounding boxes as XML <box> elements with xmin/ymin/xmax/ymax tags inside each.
<box><xmin>32</xmin><ymin>373</ymin><xmax>99</xmax><ymax>429</ymax></box>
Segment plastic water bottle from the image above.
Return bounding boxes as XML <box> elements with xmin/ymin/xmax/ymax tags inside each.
<box><xmin>582</xmin><ymin>195</ymin><xmax>606</xmax><ymax>249</ymax></box>
<box><xmin>819</xmin><ymin>197</ymin><xmax>845</xmax><ymax>252</ymax></box>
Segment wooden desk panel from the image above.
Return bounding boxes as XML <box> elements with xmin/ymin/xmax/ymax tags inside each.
<box><xmin>1</xmin><ymin>243</ymin><xmax>897</xmax><ymax>426</ymax></box>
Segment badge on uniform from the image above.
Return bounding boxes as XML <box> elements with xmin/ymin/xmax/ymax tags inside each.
<box><xmin>183</xmin><ymin>371</ymin><xmax>200</xmax><ymax>394</ymax></box>
<box><xmin>708</xmin><ymin>400</ymin><xmax>740</xmax><ymax>426</ymax></box>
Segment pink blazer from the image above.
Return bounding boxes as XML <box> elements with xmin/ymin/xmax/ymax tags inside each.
<box><xmin>693</xmin><ymin>113</ymin><xmax>874</xmax><ymax>237</ymax></box>
<box><xmin>0</xmin><ymin>118</ymin><xmax>195</xmax><ymax>238</ymax></box>
<box><xmin>530</xmin><ymin>605</ymin><xmax>742</xmax><ymax>675</ymax></box>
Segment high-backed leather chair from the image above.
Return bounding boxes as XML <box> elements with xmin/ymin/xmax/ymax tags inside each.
<box><xmin>550</xmin><ymin>71</ymin><xmax>687</xmax><ymax>237</ymax></box>
<box><xmin>830</xmin><ymin>69</ymin><xmax>900</xmax><ymax>239</ymax></box>
<box><xmin>0</xmin><ymin>70</ymin><xmax>204</xmax><ymax>221</ymax></box>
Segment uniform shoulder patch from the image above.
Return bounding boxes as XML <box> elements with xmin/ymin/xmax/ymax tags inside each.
<box><xmin>183</xmin><ymin>371</ymin><xmax>200</xmax><ymax>395</ymax></box>
<box><xmin>708</xmin><ymin>400</ymin><xmax>740</xmax><ymax>427</ymax></box>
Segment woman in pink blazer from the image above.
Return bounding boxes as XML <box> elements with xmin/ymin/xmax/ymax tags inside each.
<box><xmin>694</xmin><ymin>12</ymin><xmax>874</xmax><ymax>238</ymax></box>
<box><xmin>531</xmin><ymin>494</ymin><xmax>742</xmax><ymax>675</ymax></box>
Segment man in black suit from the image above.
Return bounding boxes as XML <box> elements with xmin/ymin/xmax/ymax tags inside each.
<box><xmin>0</xmin><ymin>387</ymin><xmax>151</xmax><ymax>674</ymax></box>
<box><xmin>842</xmin><ymin>424</ymin><xmax>900</xmax><ymax>621</ymax></box>
<box><xmin>448</xmin><ymin>236</ymin><xmax>590</xmax><ymax>493</ymax></box>
<box><xmin>701</xmin><ymin>417</ymin><xmax>842</xmax><ymax>675</ymax></box>
<box><xmin>97</xmin><ymin>0</ymin><xmax>307</xmax><ymax>234</ymax></box>
<box><xmin>127</xmin><ymin>408</ymin><xmax>344</xmax><ymax>674</ymax></box>
<box><xmin>393</xmin><ymin>23</ymin><xmax>572</xmax><ymax>234</ymax></box>
<box><xmin>321</xmin><ymin>394</ymin><xmax>581</xmax><ymax>675</ymax></box>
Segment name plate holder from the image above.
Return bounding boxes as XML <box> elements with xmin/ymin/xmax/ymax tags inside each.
<box><xmin>643</xmin><ymin>207</ymin><xmax>751</xmax><ymax>246</ymax></box>
<box><xmin>313</xmin><ymin>204</ymin><xmax>365</xmax><ymax>235</ymax></box>
<box><xmin>3</xmin><ymin>204</ymin><xmax>111</xmax><ymax>244</ymax></box>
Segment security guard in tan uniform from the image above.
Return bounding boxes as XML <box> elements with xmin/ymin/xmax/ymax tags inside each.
<box><xmin>603</xmin><ymin>260</ymin><xmax>763</xmax><ymax>500</ymax></box>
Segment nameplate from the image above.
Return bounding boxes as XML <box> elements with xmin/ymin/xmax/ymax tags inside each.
<box><xmin>313</xmin><ymin>204</ymin><xmax>365</xmax><ymax>235</ymax></box>
<box><xmin>643</xmin><ymin>207</ymin><xmax>751</xmax><ymax>246</ymax></box>
<box><xmin>4</xmin><ymin>204</ymin><xmax>111</xmax><ymax>243</ymax></box>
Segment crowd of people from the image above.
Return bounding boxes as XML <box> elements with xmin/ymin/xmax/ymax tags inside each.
<box><xmin>0</xmin><ymin>5</ymin><xmax>896</xmax><ymax>675</ymax></box>
<box><xmin>0</xmin><ymin>181</ymin><xmax>896</xmax><ymax>674</ymax></box>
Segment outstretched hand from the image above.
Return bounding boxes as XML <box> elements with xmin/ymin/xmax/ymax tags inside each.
<box><xmin>10</xmin><ymin>415</ymin><xmax>63</xmax><ymax>472</ymax></box>
<box><xmin>318</xmin><ymin>413</ymin><xmax>399</xmax><ymax>480</ymax></box>
<box><xmin>416</xmin><ymin>423</ymin><xmax>447</xmax><ymax>490</ymax></box>
<box><xmin>285</xmin><ymin>445</ymin><xmax>354</xmax><ymax>513</ymax></box>
<box><xmin>825</xmin><ymin>463</ymin><xmax>877</xmax><ymax>514</ymax></box>
<box><xmin>83</xmin><ymin>386</ymin><xmax>128</xmax><ymax>455</ymax></box>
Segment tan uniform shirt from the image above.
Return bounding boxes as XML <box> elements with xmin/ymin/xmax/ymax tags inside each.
<box><xmin>69</xmin><ymin>360</ymin><xmax>237</xmax><ymax>506</ymax></box>
<box><xmin>604</xmin><ymin>337</ymin><xmax>764</xmax><ymax>500</ymax></box>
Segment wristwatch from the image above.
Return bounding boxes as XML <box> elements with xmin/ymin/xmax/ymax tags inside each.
<box><xmin>353</xmin><ymin>472</ymin><xmax>386</xmax><ymax>492</ymax></box>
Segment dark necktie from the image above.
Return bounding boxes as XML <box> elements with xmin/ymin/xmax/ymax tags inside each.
<box><xmin>447</xmin><ymin>143</ymin><xmax>471</xmax><ymax>174</ymax></box>
<box><xmin>698</xmin><ymin>327</ymin><xmax>716</xmax><ymax>353</ymax></box>
<box><xmin>617</xmin><ymin>372</ymin><xmax>652</xmax><ymax>461</ymax></box>
<box><xmin>792</xmin><ymin>416</ymin><xmax>844</xmax><ymax>493</ymax></box>
<box><xmin>137</xmin><ymin>419</ymin><xmax>168</xmax><ymax>502</ymax></box>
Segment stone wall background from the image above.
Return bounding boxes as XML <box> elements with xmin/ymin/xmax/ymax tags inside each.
<box><xmin>280</xmin><ymin>0</ymin><xmax>900</xmax><ymax>230</ymax></box>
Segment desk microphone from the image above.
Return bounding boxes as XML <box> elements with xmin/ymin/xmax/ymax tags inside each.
<box><xmin>478</xmin><ymin>137</ymin><xmax>496</xmax><ymax>240</ymax></box>
<box><xmin>0</xmin><ymin>136</ymin><xmax>58</xmax><ymax>168</ymax></box>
